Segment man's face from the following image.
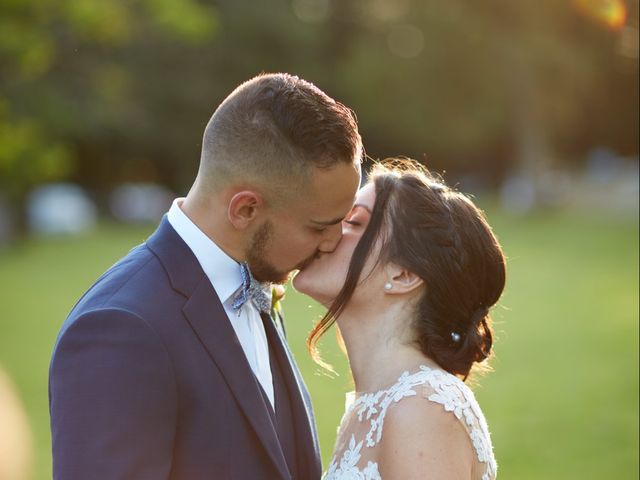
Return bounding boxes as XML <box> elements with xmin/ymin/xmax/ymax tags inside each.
<box><xmin>247</xmin><ymin>161</ymin><xmax>361</xmax><ymax>283</ymax></box>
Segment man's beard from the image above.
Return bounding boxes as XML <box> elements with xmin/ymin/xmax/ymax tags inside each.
<box><xmin>247</xmin><ymin>220</ymin><xmax>318</xmax><ymax>284</ymax></box>
<box><xmin>246</xmin><ymin>221</ymin><xmax>290</xmax><ymax>284</ymax></box>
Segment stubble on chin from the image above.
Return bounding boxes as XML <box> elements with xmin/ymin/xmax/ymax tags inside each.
<box><xmin>246</xmin><ymin>220</ymin><xmax>321</xmax><ymax>285</ymax></box>
<box><xmin>246</xmin><ymin>220</ymin><xmax>291</xmax><ymax>284</ymax></box>
<box><xmin>250</xmin><ymin>261</ymin><xmax>291</xmax><ymax>285</ymax></box>
<box><xmin>249</xmin><ymin>253</ymin><xmax>317</xmax><ymax>285</ymax></box>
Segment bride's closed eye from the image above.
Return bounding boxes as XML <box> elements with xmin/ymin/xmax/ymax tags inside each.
<box><xmin>343</xmin><ymin>203</ymin><xmax>371</xmax><ymax>228</ymax></box>
<box><xmin>343</xmin><ymin>212</ymin><xmax>368</xmax><ymax>228</ymax></box>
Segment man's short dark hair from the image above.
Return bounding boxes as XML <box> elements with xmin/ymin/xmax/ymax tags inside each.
<box><xmin>197</xmin><ymin>73</ymin><xmax>362</xmax><ymax>203</ymax></box>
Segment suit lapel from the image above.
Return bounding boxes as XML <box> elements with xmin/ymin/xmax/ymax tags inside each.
<box><xmin>147</xmin><ymin>218</ymin><xmax>291</xmax><ymax>480</ymax></box>
<box><xmin>183</xmin><ymin>276</ymin><xmax>292</xmax><ymax>480</ymax></box>
<box><xmin>261</xmin><ymin>312</ymin><xmax>321</xmax><ymax>478</ymax></box>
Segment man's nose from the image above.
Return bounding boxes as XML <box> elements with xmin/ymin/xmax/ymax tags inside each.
<box><xmin>318</xmin><ymin>223</ymin><xmax>343</xmax><ymax>253</ymax></box>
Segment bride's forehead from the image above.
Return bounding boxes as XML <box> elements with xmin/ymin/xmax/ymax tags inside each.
<box><xmin>356</xmin><ymin>183</ymin><xmax>376</xmax><ymax>205</ymax></box>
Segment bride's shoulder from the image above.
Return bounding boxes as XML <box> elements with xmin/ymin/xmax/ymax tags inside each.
<box><xmin>377</xmin><ymin>389</ymin><xmax>475</xmax><ymax>478</ymax></box>
<box><xmin>384</xmin><ymin>387</ymin><xmax>469</xmax><ymax>441</ymax></box>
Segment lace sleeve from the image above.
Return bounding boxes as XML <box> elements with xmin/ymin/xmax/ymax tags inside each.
<box><xmin>323</xmin><ymin>366</ymin><xmax>497</xmax><ymax>480</ymax></box>
<box><xmin>421</xmin><ymin>374</ymin><xmax>497</xmax><ymax>480</ymax></box>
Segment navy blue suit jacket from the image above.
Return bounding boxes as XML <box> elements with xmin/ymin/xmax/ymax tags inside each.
<box><xmin>49</xmin><ymin>217</ymin><xmax>321</xmax><ymax>479</ymax></box>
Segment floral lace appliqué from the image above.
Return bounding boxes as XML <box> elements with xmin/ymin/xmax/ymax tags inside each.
<box><xmin>324</xmin><ymin>434</ymin><xmax>381</xmax><ymax>480</ymax></box>
<box><xmin>322</xmin><ymin>365</ymin><xmax>497</xmax><ymax>480</ymax></box>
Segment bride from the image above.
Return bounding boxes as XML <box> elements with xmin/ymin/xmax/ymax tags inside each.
<box><xmin>293</xmin><ymin>159</ymin><xmax>506</xmax><ymax>480</ymax></box>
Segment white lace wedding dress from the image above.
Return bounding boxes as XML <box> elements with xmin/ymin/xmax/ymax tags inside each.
<box><xmin>323</xmin><ymin>365</ymin><xmax>497</xmax><ymax>480</ymax></box>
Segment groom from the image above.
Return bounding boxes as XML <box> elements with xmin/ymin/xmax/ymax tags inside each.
<box><xmin>49</xmin><ymin>73</ymin><xmax>362</xmax><ymax>480</ymax></box>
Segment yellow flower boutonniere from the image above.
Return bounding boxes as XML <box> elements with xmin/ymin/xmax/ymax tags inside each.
<box><xmin>270</xmin><ymin>284</ymin><xmax>286</xmax><ymax>317</ymax></box>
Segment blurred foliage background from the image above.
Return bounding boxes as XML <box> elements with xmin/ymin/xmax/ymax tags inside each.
<box><xmin>1</xmin><ymin>0</ymin><xmax>638</xmax><ymax>224</ymax></box>
<box><xmin>0</xmin><ymin>0</ymin><xmax>638</xmax><ymax>479</ymax></box>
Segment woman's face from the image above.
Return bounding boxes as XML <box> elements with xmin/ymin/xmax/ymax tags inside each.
<box><xmin>292</xmin><ymin>182</ymin><xmax>377</xmax><ymax>305</ymax></box>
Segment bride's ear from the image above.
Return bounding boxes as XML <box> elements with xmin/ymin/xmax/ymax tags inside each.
<box><xmin>383</xmin><ymin>263</ymin><xmax>424</xmax><ymax>295</ymax></box>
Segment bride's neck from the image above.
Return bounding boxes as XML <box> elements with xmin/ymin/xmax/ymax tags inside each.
<box><xmin>338</xmin><ymin>303</ymin><xmax>437</xmax><ymax>394</ymax></box>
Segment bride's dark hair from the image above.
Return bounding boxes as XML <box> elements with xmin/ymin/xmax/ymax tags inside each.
<box><xmin>307</xmin><ymin>158</ymin><xmax>506</xmax><ymax>380</ymax></box>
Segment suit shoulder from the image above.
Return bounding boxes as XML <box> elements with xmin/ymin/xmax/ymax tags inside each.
<box><xmin>55</xmin><ymin>306</ymin><xmax>161</xmax><ymax>351</ymax></box>
<box><xmin>68</xmin><ymin>244</ymin><xmax>172</xmax><ymax>316</ymax></box>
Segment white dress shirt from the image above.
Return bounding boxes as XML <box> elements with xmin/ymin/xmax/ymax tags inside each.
<box><xmin>167</xmin><ymin>198</ymin><xmax>275</xmax><ymax>409</ymax></box>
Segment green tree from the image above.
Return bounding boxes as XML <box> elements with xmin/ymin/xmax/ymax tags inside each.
<box><xmin>0</xmin><ymin>0</ymin><xmax>216</xmax><ymax>232</ymax></box>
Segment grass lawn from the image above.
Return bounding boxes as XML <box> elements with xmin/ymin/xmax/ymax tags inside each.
<box><xmin>0</xmin><ymin>207</ymin><xmax>637</xmax><ymax>479</ymax></box>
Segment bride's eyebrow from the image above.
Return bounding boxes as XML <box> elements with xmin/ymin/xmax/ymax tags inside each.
<box><xmin>351</xmin><ymin>204</ymin><xmax>372</xmax><ymax>214</ymax></box>
<box><xmin>310</xmin><ymin>215</ymin><xmax>346</xmax><ymax>226</ymax></box>
<box><xmin>311</xmin><ymin>204</ymin><xmax>372</xmax><ymax>226</ymax></box>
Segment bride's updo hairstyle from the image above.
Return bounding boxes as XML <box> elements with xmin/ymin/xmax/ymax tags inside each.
<box><xmin>308</xmin><ymin>158</ymin><xmax>506</xmax><ymax>380</ymax></box>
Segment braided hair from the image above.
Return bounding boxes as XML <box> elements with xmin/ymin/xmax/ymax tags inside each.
<box><xmin>307</xmin><ymin>158</ymin><xmax>506</xmax><ymax>380</ymax></box>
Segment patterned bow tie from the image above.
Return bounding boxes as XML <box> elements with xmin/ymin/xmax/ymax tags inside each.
<box><xmin>231</xmin><ymin>262</ymin><xmax>271</xmax><ymax>314</ymax></box>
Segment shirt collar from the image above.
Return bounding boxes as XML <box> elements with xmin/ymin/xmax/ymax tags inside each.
<box><xmin>167</xmin><ymin>198</ymin><xmax>243</xmax><ymax>304</ymax></box>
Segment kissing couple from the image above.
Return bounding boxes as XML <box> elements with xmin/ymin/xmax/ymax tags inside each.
<box><xmin>49</xmin><ymin>73</ymin><xmax>506</xmax><ymax>480</ymax></box>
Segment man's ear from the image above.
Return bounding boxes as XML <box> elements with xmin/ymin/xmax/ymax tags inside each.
<box><xmin>227</xmin><ymin>190</ymin><xmax>264</xmax><ymax>230</ymax></box>
<box><xmin>383</xmin><ymin>263</ymin><xmax>424</xmax><ymax>295</ymax></box>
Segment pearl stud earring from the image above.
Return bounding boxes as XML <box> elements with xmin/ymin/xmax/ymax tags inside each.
<box><xmin>384</xmin><ymin>282</ymin><xmax>393</xmax><ymax>291</ymax></box>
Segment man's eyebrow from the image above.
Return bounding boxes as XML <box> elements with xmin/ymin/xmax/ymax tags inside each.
<box><xmin>352</xmin><ymin>204</ymin><xmax>372</xmax><ymax>214</ymax></box>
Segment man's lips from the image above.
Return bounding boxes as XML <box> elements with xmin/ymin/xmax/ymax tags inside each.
<box><xmin>296</xmin><ymin>251</ymin><xmax>325</xmax><ymax>271</ymax></box>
